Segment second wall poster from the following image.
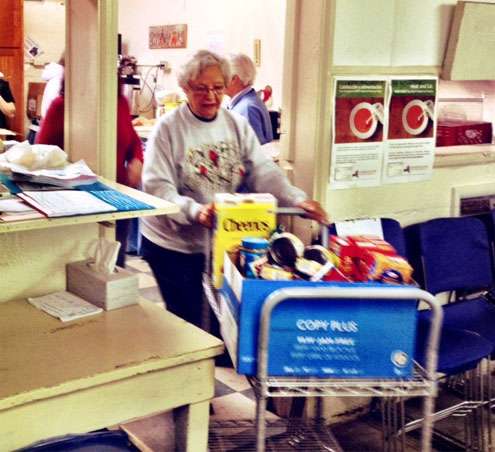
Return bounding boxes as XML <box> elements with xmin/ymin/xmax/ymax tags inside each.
<box><xmin>330</xmin><ymin>76</ymin><xmax>437</xmax><ymax>189</ymax></box>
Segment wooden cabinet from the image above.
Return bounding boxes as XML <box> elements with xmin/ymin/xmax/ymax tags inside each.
<box><xmin>0</xmin><ymin>0</ymin><xmax>24</xmax><ymax>140</ymax></box>
<box><xmin>0</xmin><ymin>0</ymin><xmax>22</xmax><ymax>48</ymax></box>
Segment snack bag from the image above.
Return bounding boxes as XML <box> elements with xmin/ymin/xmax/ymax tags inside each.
<box><xmin>329</xmin><ymin>235</ymin><xmax>360</xmax><ymax>280</ymax></box>
<box><xmin>348</xmin><ymin>235</ymin><xmax>397</xmax><ymax>258</ymax></box>
<box><xmin>356</xmin><ymin>250</ymin><xmax>413</xmax><ymax>284</ymax></box>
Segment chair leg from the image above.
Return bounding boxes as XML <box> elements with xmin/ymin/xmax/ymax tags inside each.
<box><xmin>486</xmin><ymin>359</ymin><xmax>494</xmax><ymax>452</ymax></box>
<box><xmin>395</xmin><ymin>361</ymin><xmax>489</xmax><ymax>452</ymax></box>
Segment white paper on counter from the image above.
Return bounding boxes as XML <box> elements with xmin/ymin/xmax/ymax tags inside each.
<box><xmin>28</xmin><ymin>291</ymin><xmax>102</xmax><ymax>322</ymax></box>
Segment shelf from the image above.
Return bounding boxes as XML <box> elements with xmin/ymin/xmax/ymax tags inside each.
<box><xmin>434</xmin><ymin>144</ymin><xmax>495</xmax><ymax>168</ymax></box>
<box><xmin>0</xmin><ymin>177</ymin><xmax>179</xmax><ymax>234</ymax></box>
<box><xmin>435</xmin><ymin>144</ymin><xmax>495</xmax><ymax>156</ymax></box>
<box><xmin>249</xmin><ymin>363</ymin><xmax>433</xmax><ymax>399</ymax></box>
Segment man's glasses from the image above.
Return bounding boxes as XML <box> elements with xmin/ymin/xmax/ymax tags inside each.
<box><xmin>189</xmin><ymin>84</ymin><xmax>225</xmax><ymax>95</ymax></box>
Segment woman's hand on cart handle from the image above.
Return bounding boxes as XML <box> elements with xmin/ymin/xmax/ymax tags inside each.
<box><xmin>296</xmin><ymin>200</ymin><xmax>329</xmax><ymax>224</ymax></box>
<box><xmin>198</xmin><ymin>202</ymin><xmax>215</xmax><ymax>229</ymax></box>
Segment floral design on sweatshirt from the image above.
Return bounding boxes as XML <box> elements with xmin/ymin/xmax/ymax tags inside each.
<box><xmin>183</xmin><ymin>140</ymin><xmax>245</xmax><ymax>197</ymax></box>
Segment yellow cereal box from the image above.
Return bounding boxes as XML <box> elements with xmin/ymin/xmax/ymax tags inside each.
<box><xmin>212</xmin><ymin>193</ymin><xmax>277</xmax><ymax>288</ymax></box>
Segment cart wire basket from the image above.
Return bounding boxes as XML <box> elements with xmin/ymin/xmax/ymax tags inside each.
<box><xmin>203</xmin><ymin>208</ymin><xmax>442</xmax><ymax>452</ymax></box>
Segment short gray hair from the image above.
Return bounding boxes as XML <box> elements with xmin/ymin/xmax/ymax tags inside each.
<box><xmin>227</xmin><ymin>53</ymin><xmax>256</xmax><ymax>86</ymax></box>
<box><xmin>177</xmin><ymin>50</ymin><xmax>231</xmax><ymax>90</ymax></box>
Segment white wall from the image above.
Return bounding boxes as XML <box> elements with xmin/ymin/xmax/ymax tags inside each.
<box><xmin>324</xmin><ymin>0</ymin><xmax>495</xmax><ymax>228</ymax></box>
<box><xmin>333</xmin><ymin>0</ymin><xmax>495</xmax><ymax>67</ymax></box>
<box><xmin>118</xmin><ymin>0</ymin><xmax>286</xmax><ymax>116</ymax></box>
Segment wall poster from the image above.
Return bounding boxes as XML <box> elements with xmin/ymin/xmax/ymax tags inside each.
<box><xmin>382</xmin><ymin>77</ymin><xmax>437</xmax><ymax>184</ymax></box>
<box><xmin>329</xmin><ymin>75</ymin><xmax>438</xmax><ymax>189</ymax></box>
<box><xmin>149</xmin><ymin>24</ymin><xmax>187</xmax><ymax>49</ymax></box>
<box><xmin>330</xmin><ymin>78</ymin><xmax>387</xmax><ymax>189</ymax></box>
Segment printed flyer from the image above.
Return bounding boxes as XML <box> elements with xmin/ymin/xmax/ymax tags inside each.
<box><xmin>330</xmin><ymin>78</ymin><xmax>387</xmax><ymax>189</ymax></box>
<box><xmin>382</xmin><ymin>77</ymin><xmax>437</xmax><ymax>184</ymax></box>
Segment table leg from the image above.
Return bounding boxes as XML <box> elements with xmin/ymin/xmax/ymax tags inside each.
<box><xmin>174</xmin><ymin>400</ymin><xmax>210</xmax><ymax>452</ymax></box>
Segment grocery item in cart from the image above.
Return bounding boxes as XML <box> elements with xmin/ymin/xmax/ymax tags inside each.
<box><xmin>329</xmin><ymin>235</ymin><xmax>361</xmax><ymax>280</ymax></box>
<box><xmin>213</xmin><ymin>193</ymin><xmax>277</xmax><ymax>288</ymax></box>
<box><xmin>260</xmin><ymin>263</ymin><xmax>293</xmax><ymax>281</ymax></box>
<box><xmin>218</xmin><ymin>250</ymin><xmax>418</xmax><ymax>377</ymax></box>
<box><xmin>294</xmin><ymin>257</ymin><xmax>324</xmax><ymax>279</ymax></box>
<box><xmin>356</xmin><ymin>250</ymin><xmax>413</xmax><ymax>284</ymax></box>
<box><xmin>240</xmin><ymin>237</ymin><xmax>269</xmax><ymax>279</ymax></box>
<box><xmin>303</xmin><ymin>244</ymin><xmax>333</xmax><ymax>265</ymax></box>
<box><xmin>329</xmin><ymin>234</ymin><xmax>412</xmax><ymax>284</ymax></box>
<box><xmin>269</xmin><ymin>231</ymin><xmax>304</xmax><ymax>267</ymax></box>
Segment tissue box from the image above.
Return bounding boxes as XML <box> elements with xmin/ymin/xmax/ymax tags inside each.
<box><xmin>67</xmin><ymin>259</ymin><xmax>139</xmax><ymax>310</ymax></box>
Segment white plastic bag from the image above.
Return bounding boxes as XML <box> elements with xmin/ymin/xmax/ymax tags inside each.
<box><xmin>4</xmin><ymin>141</ymin><xmax>67</xmax><ymax>170</ymax></box>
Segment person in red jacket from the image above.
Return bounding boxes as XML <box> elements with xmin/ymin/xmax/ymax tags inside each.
<box><xmin>36</xmin><ymin>78</ymin><xmax>143</xmax><ymax>267</ymax></box>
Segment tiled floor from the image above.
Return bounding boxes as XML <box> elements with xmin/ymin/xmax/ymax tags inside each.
<box><xmin>121</xmin><ymin>255</ymin><xmax>487</xmax><ymax>452</ymax></box>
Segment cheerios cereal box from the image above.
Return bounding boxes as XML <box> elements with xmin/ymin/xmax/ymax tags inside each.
<box><xmin>212</xmin><ymin>193</ymin><xmax>277</xmax><ymax>288</ymax></box>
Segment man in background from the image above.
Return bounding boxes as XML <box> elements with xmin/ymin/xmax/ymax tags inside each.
<box><xmin>0</xmin><ymin>75</ymin><xmax>15</xmax><ymax>130</ymax></box>
<box><xmin>226</xmin><ymin>53</ymin><xmax>273</xmax><ymax>145</ymax></box>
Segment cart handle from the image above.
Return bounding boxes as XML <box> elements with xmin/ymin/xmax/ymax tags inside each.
<box><xmin>276</xmin><ymin>207</ymin><xmax>330</xmax><ymax>248</ymax></box>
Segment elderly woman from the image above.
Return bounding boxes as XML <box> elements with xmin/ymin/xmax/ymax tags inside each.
<box><xmin>140</xmin><ymin>49</ymin><xmax>327</xmax><ymax>329</ymax></box>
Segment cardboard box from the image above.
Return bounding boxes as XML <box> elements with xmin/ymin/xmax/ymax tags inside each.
<box><xmin>26</xmin><ymin>82</ymin><xmax>46</xmax><ymax>119</ymax></box>
<box><xmin>212</xmin><ymin>193</ymin><xmax>277</xmax><ymax>288</ymax></box>
<box><xmin>219</xmin><ymin>253</ymin><xmax>418</xmax><ymax>378</ymax></box>
<box><xmin>436</xmin><ymin>120</ymin><xmax>492</xmax><ymax>147</ymax></box>
<box><xmin>67</xmin><ymin>259</ymin><xmax>139</xmax><ymax>310</ymax></box>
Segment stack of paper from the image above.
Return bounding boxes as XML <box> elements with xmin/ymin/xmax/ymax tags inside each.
<box><xmin>17</xmin><ymin>190</ymin><xmax>118</xmax><ymax>217</ymax></box>
<box><xmin>28</xmin><ymin>291</ymin><xmax>103</xmax><ymax>322</ymax></box>
<box><xmin>9</xmin><ymin>159</ymin><xmax>98</xmax><ymax>188</ymax></box>
<box><xmin>0</xmin><ymin>198</ymin><xmax>44</xmax><ymax>222</ymax></box>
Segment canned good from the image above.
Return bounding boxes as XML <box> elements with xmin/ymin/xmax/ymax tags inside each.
<box><xmin>240</xmin><ymin>237</ymin><xmax>269</xmax><ymax>278</ymax></box>
<box><xmin>260</xmin><ymin>264</ymin><xmax>293</xmax><ymax>281</ymax></box>
<box><xmin>295</xmin><ymin>257</ymin><xmax>323</xmax><ymax>279</ymax></box>
<box><xmin>303</xmin><ymin>245</ymin><xmax>332</xmax><ymax>265</ymax></box>
<box><xmin>269</xmin><ymin>232</ymin><xmax>304</xmax><ymax>267</ymax></box>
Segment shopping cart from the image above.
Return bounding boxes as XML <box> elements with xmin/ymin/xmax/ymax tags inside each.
<box><xmin>203</xmin><ymin>208</ymin><xmax>442</xmax><ymax>452</ymax></box>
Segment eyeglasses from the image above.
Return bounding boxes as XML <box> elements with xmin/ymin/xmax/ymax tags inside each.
<box><xmin>188</xmin><ymin>84</ymin><xmax>225</xmax><ymax>95</ymax></box>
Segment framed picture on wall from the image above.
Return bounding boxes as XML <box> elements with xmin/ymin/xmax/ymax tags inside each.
<box><xmin>149</xmin><ymin>24</ymin><xmax>187</xmax><ymax>49</ymax></box>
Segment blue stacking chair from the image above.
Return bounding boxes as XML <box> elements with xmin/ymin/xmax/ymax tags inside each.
<box><xmin>327</xmin><ymin>218</ymin><xmax>493</xmax><ymax>450</ymax></box>
<box><xmin>405</xmin><ymin>216</ymin><xmax>495</xmax><ymax>451</ymax></box>
<box><xmin>472</xmin><ymin>209</ymin><xmax>495</xmax><ymax>298</ymax></box>
<box><xmin>407</xmin><ymin>216</ymin><xmax>495</xmax><ymax>352</ymax></box>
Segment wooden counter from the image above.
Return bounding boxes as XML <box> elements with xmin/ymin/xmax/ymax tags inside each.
<box><xmin>0</xmin><ymin>298</ymin><xmax>224</xmax><ymax>451</ymax></box>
